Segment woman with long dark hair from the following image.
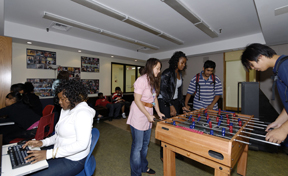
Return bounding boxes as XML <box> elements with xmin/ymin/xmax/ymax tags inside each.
<box><xmin>158</xmin><ymin>51</ymin><xmax>189</xmax><ymax>160</ymax></box>
<box><xmin>127</xmin><ymin>58</ymin><xmax>165</xmax><ymax>176</ymax></box>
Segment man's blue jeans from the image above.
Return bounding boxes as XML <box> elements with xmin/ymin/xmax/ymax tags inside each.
<box><xmin>130</xmin><ymin>125</ymin><xmax>151</xmax><ymax>176</ymax></box>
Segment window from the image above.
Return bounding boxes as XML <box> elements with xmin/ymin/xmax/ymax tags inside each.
<box><xmin>111</xmin><ymin>63</ymin><xmax>143</xmax><ymax>94</ymax></box>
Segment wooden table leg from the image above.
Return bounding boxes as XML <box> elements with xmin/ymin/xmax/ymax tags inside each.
<box><xmin>237</xmin><ymin>144</ymin><xmax>248</xmax><ymax>176</ymax></box>
<box><xmin>215</xmin><ymin>169</ymin><xmax>230</xmax><ymax>176</ymax></box>
<box><xmin>163</xmin><ymin>143</ymin><xmax>176</xmax><ymax>176</ymax></box>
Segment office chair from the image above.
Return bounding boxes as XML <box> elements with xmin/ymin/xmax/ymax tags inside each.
<box><xmin>76</xmin><ymin>128</ymin><xmax>100</xmax><ymax>176</ymax></box>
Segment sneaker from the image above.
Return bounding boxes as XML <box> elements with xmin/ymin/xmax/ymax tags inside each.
<box><xmin>145</xmin><ymin>168</ymin><xmax>155</xmax><ymax>175</ymax></box>
<box><xmin>122</xmin><ymin>113</ymin><xmax>126</xmax><ymax>119</ymax></box>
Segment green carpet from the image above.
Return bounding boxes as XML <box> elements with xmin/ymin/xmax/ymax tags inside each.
<box><xmin>92</xmin><ymin>122</ymin><xmax>288</xmax><ymax>176</ymax></box>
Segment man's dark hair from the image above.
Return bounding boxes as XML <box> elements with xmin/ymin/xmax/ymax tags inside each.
<box><xmin>54</xmin><ymin>79</ymin><xmax>88</xmax><ymax>109</ymax></box>
<box><xmin>204</xmin><ymin>60</ymin><xmax>216</xmax><ymax>69</ymax></box>
<box><xmin>98</xmin><ymin>92</ymin><xmax>103</xmax><ymax>97</ymax></box>
<box><xmin>115</xmin><ymin>87</ymin><xmax>121</xmax><ymax>91</ymax></box>
<box><xmin>24</xmin><ymin>82</ymin><xmax>34</xmax><ymax>93</ymax></box>
<box><xmin>57</xmin><ymin>71</ymin><xmax>70</xmax><ymax>80</ymax></box>
<box><xmin>241</xmin><ymin>43</ymin><xmax>277</xmax><ymax>71</ymax></box>
<box><xmin>10</xmin><ymin>83</ymin><xmax>25</xmax><ymax>93</ymax></box>
<box><xmin>169</xmin><ymin>51</ymin><xmax>187</xmax><ymax>70</ymax></box>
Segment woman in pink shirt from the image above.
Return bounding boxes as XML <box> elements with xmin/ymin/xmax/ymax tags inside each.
<box><xmin>127</xmin><ymin>58</ymin><xmax>165</xmax><ymax>176</ymax></box>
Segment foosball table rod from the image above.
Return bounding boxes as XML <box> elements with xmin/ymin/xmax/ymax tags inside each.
<box><xmin>177</xmin><ymin>116</ymin><xmax>242</xmax><ymax>132</ymax></box>
<box><xmin>234</xmin><ymin>139</ymin><xmax>250</xmax><ymax>145</ymax></box>
<box><xmin>238</xmin><ymin>134</ymin><xmax>280</xmax><ymax>146</ymax></box>
<box><xmin>172</xmin><ymin>119</ymin><xmax>237</xmax><ymax>136</ymax></box>
<box><xmin>206</xmin><ymin>110</ymin><xmax>260</xmax><ymax>120</ymax></box>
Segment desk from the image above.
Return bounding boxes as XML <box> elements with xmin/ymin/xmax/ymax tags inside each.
<box><xmin>1</xmin><ymin>143</ymin><xmax>48</xmax><ymax>176</ymax></box>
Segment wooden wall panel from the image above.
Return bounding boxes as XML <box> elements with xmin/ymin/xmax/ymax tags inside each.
<box><xmin>0</xmin><ymin>36</ymin><xmax>12</xmax><ymax>109</ymax></box>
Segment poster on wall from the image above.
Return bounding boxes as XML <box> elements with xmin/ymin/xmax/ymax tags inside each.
<box><xmin>81</xmin><ymin>79</ymin><xmax>99</xmax><ymax>94</ymax></box>
<box><xmin>26</xmin><ymin>49</ymin><xmax>56</xmax><ymax>69</ymax></box>
<box><xmin>58</xmin><ymin>66</ymin><xmax>81</xmax><ymax>80</ymax></box>
<box><xmin>27</xmin><ymin>78</ymin><xmax>55</xmax><ymax>97</ymax></box>
<box><xmin>81</xmin><ymin>56</ymin><xmax>99</xmax><ymax>72</ymax></box>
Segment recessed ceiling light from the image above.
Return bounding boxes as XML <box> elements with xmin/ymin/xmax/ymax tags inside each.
<box><xmin>111</xmin><ymin>56</ymin><xmax>114</xmax><ymax>57</ymax></box>
<box><xmin>78</xmin><ymin>50</ymin><xmax>82</xmax><ymax>52</ymax></box>
<box><xmin>135</xmin><ymin>60</ymin><xmax>137</xmax><ymax>62</ymax></box>
<box><xmin>27</xmin><ymin>42</ymin><xmax>32</xmax><ymax>45</ymax></box>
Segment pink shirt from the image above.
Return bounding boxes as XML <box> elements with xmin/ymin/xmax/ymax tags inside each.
<box><xmin>126</xmin><ymin>74</ymin><xmax>154</xmax><ymax>131</ymax></box>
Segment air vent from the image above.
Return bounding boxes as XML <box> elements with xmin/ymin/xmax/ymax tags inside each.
<box><xmin>137</xmin><ymin>47</ymin><xmax>150</xmax><ymax>51</ymax></box>
<box><xmin>50</xmin><ymin>22</ymin><xmax>71</xmax><ymax>31</ymax></box>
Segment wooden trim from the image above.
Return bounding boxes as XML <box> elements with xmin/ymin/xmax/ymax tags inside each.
<box><xmin>0</xmin><ymin>36</ymin><xmax>12</xmax><ymax>109</ymax></box>
<box><xmin>246</xmin><ymin>71</ymin><xmax>249</xmax><ymax>82</ymax></box>
<box><xmin>223</xmin><ymin>53</ymin><xmax>226</xmax><ymax>110</ymax></box>
<box><xmin>226</xmin><ymin>106</ymin><xmax>241</xmax><ymax>112</ymax></box>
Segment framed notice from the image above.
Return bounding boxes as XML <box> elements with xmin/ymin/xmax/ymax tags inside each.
<box><xmin>58</xmin><ymin>66</ymin><xmax>81</xmax><ymax>80</ymax></box>
<box><xmin>27</xmin><ymin>78</ymin><xmax>55</xmax><ymax>97</ymax></box>
<box><xmin>81</xmin><ymin>56</ymin><xmax>99</xmax><ymax>72</ymax></box>
<box><xmin>26</xmin><ymin>49</ymin><xmax>56</xmax><ymax>69</ymax></box>
<box><xmin>81</xmin><ymin>79</ymin><xmax>99</xmax><ymax>94</ymax></box>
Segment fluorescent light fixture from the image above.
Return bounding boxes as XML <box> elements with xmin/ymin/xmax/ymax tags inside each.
<box><xmin>124</xmin><ymin>17</ymin><xmax>161</xmax><ymax>35</ymax></box>
<box><xmin>27</xmin><ymin>41</ymin><xmax>32</xmax><ymax>44</ymax></box>
<box><xmin>162</xmin><ymin>0</ymin><xmax>201</xmax><ymax>24</ymax></box>
<box><xmin>162</xmin><ymin>0</ymin><xmax>218</xmax><ymax>38</ymax></box>
<box><xmin>71</xmin><ymin>0</ymin><xmax>183</xmax><ymax>45</ymax></box>
<box><xmin>195</xmin><ymin>21</ymin><xmax>218</xmax><ymax>38</ymax></box>
<box><xmin>111</xmin><ymin>56</ymin><xmax>114</xmax><ymax>57</ymax></box>
<box><xmin>71</xmin><ymin>0</ymin><xmax>126</xmax><ymax>20</ymax></box>
<box><xmin>275</xmin><ymin>5</ymin><xmax>288</xmax><ymax>16</ymax></box>
<box><xmin>43</xmin><ymin>12</ymin><xmax>159</xmax><ymax>50</ymax></box>
<box><xmin>78</xmin><ymin>50</ymin><xmax>82</xmax><ymax>52</ymax></box>
<box><xmin>101</xmin><ymin>30</ymin><xmax>135</xmax><ymax>43</ymax></box>
<box><xmin>158</xmin><ymin>33</ymin><xmax>184</xmax><ymax>45</ymax></box>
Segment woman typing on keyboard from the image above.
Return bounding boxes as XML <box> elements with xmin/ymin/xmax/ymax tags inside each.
<box><xmin>22</xmin><ymin>79</ymin><xmax>95</xmax><ymax>176</ymax></box>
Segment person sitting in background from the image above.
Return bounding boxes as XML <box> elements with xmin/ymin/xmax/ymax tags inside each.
<box><xmin>112</xmin><ymin>87</ymin><xmax>126</xmax><ymax>119</ymax></box>
<box><xmin>0</xmin><ymin>92</ymin><xmax>41</xmax><ymax>144</ymax></box>
<box><xmin>24</xmin><ymin>82</ymin><xmax>43</xmax><ymax>116</ymax></box>
<box><xmin>95</xmin><ymin>93</ymin><xmax>121</xmax><ymax>121</ymax></box>
<box><xmin>10</xmin><ymin>83</ymin><xmax>25</xmax><ymax>94</ymax></box>
<box><xmin>23</xmin><ymin>79</ymin><xmax>95</xmax><ymax>176</ymax></box>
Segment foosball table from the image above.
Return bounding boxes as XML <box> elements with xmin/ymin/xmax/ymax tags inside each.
<box><xmin>155</xmin><ymin>108</ymin><xmax>279</xmax><ymax>176</ymax></box>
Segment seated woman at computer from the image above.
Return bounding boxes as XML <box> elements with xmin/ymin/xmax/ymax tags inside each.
<box><xmin>23</xmin><ymin>79</ymin><xmax>96</xmax><ymax>176</ymax></box>
<box><xmin>0</xmin><ymin>92</ymin><xmax>41</xmax><ymax>144</ymax></box>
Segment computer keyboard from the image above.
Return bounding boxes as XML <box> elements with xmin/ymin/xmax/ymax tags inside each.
<box><xmin>7</xmin><ymin>144</ymin><xmax>31</xmax><ymax>169</ymax></box>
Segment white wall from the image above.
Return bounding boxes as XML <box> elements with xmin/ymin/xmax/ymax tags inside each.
<box><xmin>12</xmin><ymin>43</ymin><xmax>145</xmax><ymax>97</ymax></box>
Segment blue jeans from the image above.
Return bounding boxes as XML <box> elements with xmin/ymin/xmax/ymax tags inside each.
<box><xmin>130</xmin><ymin>125</ymin><xmax>151</xmax><ymax>176</ymax></box>
<box><xmin>29</xmin><ymin>157</ymin><xmax>86</xmax><ymax>176</ymax></box>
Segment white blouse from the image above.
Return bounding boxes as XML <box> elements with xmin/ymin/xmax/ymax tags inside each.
<box><xmin>41</xmin><ymin>102</ymin><xmax>95</xmax><ymax>161</ymax></box>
